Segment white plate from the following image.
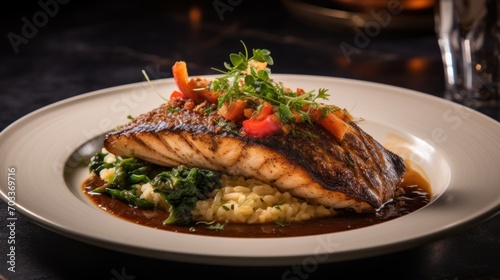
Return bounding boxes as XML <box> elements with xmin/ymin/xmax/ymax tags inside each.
<box><xmin>1</xmin><ymin>75</ymin><xmax>499</xmax><ymax>266</ymax></box>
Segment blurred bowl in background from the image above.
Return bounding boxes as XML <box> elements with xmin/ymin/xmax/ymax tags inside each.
<box><xmin>333</xmin><ymin>0</ymin><xmax>434</xmax><ymax>12</ymax></box>
<box><xmin>281</xmin><ymin>0</ymin><xmax>435</xmax><ymax>35</ymax></box>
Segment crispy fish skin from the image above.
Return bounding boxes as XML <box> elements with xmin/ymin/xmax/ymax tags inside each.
<box><xmin>104</xmin><ymin>103</ymin><xmax>406</xmax><ymax>212</ymax></box>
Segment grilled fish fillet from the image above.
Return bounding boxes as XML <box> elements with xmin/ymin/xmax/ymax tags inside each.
<box><xmin>104</xmin><ymin>102</ymin><xmax>406</xmax><ymax>212</ymax></box>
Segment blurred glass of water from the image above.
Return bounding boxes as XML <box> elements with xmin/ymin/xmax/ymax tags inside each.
<box><xmin>435</xmin><ymin>0</ymin><xmax>500</xmax><ymax>119</ymax></box>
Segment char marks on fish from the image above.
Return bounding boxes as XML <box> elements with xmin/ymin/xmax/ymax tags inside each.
<box><xmin>104</xmin><ymin>101</ymin><xmax>406</xmax><ymax>212</ymax></box>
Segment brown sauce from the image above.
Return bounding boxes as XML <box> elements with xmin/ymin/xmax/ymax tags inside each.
<box><xmin>82</xmin><ymin>161</ymin><xmax>431</xmax><ymax>238</ymax></box>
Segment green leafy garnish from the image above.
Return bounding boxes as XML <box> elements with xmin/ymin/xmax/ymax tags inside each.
<box><xmin>105</xmin><ymin>188</ymin><xmax>155</xmax><ymax>208</ymax></box>
<box><xmin>90</xmin><ymin>154</ymin><xmax>151</xmax><ymax>188</ymax></box>
<box><xmin>211</xmin><ymin>41</ymin><xmax>333</xmax><ymax>125</ymax></box>
<box><xmin>89</xmin><ymin>152</ymin><xmax>117</xmax><ymax>174</ymax></box>
<box><xmin>151</xmin><ymin>166</ymin><xmax>221</xmax><ymax>225</ymax></box>
<box><xmin>109</xmin><ymin>158</ymin><xmax>151</xmax><ymax>187</ymax></box>
<box><xmin>89</xmin><ymin>151</ymin><xmax>223</xmax><ymax>225</ymax></box>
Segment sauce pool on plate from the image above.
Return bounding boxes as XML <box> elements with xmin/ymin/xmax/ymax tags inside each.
<box><xmin>82</xmin><ymin>161</ymin><xmax>431</xmax><ymax>238</ymax></box>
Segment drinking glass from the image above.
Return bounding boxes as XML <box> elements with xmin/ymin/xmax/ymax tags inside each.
<box><xmin>435</xmin><ymin>0</ymin><xmax>500</xmax><ymax>119</ymax></box>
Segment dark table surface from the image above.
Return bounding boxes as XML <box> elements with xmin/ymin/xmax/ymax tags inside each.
<box><xmin>1</xmin><ymin>1</ymin><xmax>499</xmax><ymax>279</ymax></box>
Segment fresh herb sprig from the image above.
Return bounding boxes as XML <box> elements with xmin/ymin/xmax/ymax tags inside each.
<box><xmin>211</xmin><ymin>41</ymin><xmax>333</xmax><ymax>124</ymax></box>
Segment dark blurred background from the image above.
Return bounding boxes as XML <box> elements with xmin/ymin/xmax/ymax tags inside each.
<box><xmin>0</xmin><ymin>0</ymin><xmax>443</xmax><ymax>130</ymax></box>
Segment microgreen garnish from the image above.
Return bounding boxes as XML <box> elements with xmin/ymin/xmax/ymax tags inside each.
<box><xmin>216</xmin><ymin>119</ymin><xmax>240</xmax><ymax>135</ymax></box>
<box><xmin>196</xmin><ymin>220</ymin><xmax>226</xmax><ymax>231</ymax></box>
<box><xmin>203</xmin><ymin>107</ymin><xmax>215</xmax><ymax>114</ymax></box>
<box><xmin>344</xmin><ymin>154</ymin><xmax>356</xmax><ymax>168</ymax></box>
<box><xmin>291</xmin><ymin>130</ymin><xmax>319</xmax><ymax>139</ymax></box>
<box><xmin>221</xmin><ymin>205</ymin><xmax>230</xmax><ymax>211</ymax></box>
<box><xmin>303</xmin><ymin>131</ymin><xmax>319</xmax><ymax>138</ymax></box>
<box><xmin>210</xmin><ymin>41</ymin><xmax>333</xmax><ymax>125</ymax></box>
<box><xmin>207</xmin><ymin>222</ymin><xmax>226</xmax><ymax>231</ymax></box>
<box><xmin>168</xmin><ymin>107</ymin><xmax>180</xmax><ymax>113</ymax></box>
<box><xmin>142</xmin><ymin>70</ymin><xmax>168</xmax><ymax>102</ymax></box>
<box><xmin>275</xmin><ymin>218</ymin><xmax>290</xmax><ymax>227</ymax></box>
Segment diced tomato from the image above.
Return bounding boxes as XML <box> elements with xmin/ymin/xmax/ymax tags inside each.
<box><xmin>306</xmin><ymin>105</ymin><xmax>349</xmax><ymax>141</ymax></box>
<box><xmin>291</xmin><ymin>111</ymin><xmax>304</xmax><ymax>123</ymax></box>
<box><xmin>250</xmin><ymin>102</ymin><xmax>274</xmax><ymax>121</ymax></box>
<box><xmin>318</xmin><ymin>112</ymin><xmax>348</xmax><ymax>141</ymax></box>
<box><xmin>243</xmin><ymin>108</ymin><xmax>255</xmax><ymax>119</ymax></box>
<box><xmin>218</xmin><ymin>99</ymin><xmax>247</xmax><ymax>122</ymax></box>
<box><xmin>168</xmin><ymin>90</ymin><xmax>186</xmax><ymax>105</ymax></box>
<box><xmin>332</xmin><ymin>108</ymin><xmax>354</xmax><ymax>122</ymax></box>
<box><xmin>184</xmin><ymin>99</ymin><xmax>195</xmax><ymax>110</ymax></box>
<box><xmin>170</xmin><ymin>90</ymin><xmax>185</xmax><ymax>99</ymax></box>
<box><xmin>172</xmin><ymin>61</ymin><xmax>203</xmax><ymax>103</ymax></box>
<box><xmin>243</xmin><ymin>114</ymin><xmax>281</xmax><ymax>138</ymax></box>
<box><xmin>198</xmin><ymin>89</ymin><xmax>220</xmax><ymax>104</ymax></box>
<box><xmin>187</xmin><ymin>78</ymin><xmax>220</xmax><ymax>104</ymax></box>
<box><xmin>307</xmin><ymin>106</ymin><xmax>322</xmax><ymax>122</ymax></box>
